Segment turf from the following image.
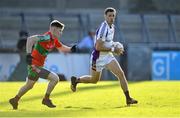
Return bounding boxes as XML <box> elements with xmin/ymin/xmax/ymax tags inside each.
<box><xmin>0</xmin><ymin>81</ymin><xmax>180</xmax><ymax>117</ymax></box>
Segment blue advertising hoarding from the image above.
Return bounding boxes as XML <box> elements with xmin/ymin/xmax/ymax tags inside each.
<box><xmin>152</xmin><ymin>51</ymin><xmax>180</xmax><ymax>80</ymax></box>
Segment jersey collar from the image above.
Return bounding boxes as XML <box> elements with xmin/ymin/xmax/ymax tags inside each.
<box><xmin>105</xmin><ymin>20</ymin><xmax>114</xmax><ymax>29</ymax></box>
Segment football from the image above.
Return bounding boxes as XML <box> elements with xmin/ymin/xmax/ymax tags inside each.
<box><xmin>112</xmin><ymin>42</ymin><xmax>124</xmax><ymax>55</ymax></box>
<box><xmin>113</xmin><ymin>42</ymin><xmax>124</xmax><ymax>50</ymax></box>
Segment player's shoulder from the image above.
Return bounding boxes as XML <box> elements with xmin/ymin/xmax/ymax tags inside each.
<box><xmin>97</xmin><ymin>21</ymin><xmax>108</xmax><ymax>33</ymax></box>
<box><xmin>37</xmin><ymin>35</ymin><xmax>50</xmax><ymax>41</ymax></box>
<box><xmin>38</xmin><ymin>32</ymin><xmax>51</xmax><ymax>41</ymax></box>
<box><xmin>100</xmin><ymin>21</ymin><xmax>108</xmax><ymax>28</ymax></box>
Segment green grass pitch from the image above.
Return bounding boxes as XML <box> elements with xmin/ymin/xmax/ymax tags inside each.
<box><xmin>0</xmin><ymin>81</ymin><xmax>180</xmax><ymax>117</ymax></box>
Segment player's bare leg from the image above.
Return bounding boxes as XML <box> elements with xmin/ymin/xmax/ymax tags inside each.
<box><xmin>42</xmin><ymin>72</ymin><xmax>59</xmax><ymax>108</ymax></box>
<box><xmin>9</xmin><ymin>79</ymin><xmax>36</xmax><ymax>110</ymax></box>
<box><xmin>71</xmin><ymin>69</ymin><xmax>101</xmax><ymax>92</ymax></box>
<box><xmin>106</xmin><ymin>59</ymin><xmax>138</xmax><ymax>105</ymax></box>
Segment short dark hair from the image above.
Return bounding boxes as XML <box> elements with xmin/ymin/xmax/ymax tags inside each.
<box><xmin>104</xmin><ymin>7</ymin><xmax>116</xmax><ymax>15</ymax></box>
<box><xmin>50</xmin><ymin>20</ymin><xmax>65</xmax><ymax>29</ymax></box>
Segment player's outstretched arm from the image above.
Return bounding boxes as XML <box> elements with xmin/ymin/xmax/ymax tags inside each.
<box><xmin>57</xmin><ymin>44</ymin><xmax>76</xmax><ymax>53</ymax></box>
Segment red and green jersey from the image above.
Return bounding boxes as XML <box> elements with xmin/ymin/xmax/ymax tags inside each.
<box><xmin>31</xmin><ymin>31</ymin><xmax>62</xmax><ymax>66</ymax></box>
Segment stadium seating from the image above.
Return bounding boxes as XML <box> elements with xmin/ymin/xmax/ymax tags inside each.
<box><xmin>0</xmin><ymin>8</ymin><xmax>179</xmax><ymax>50</ymax></box>
<box><xmin>0</xmin><ymin>16</ymin><xmax>20</xmax><ymax>48</ymax></box>
<box><xmin>172</xmin><ymin>15</ymin><xmax>180</xmax><ymax>42</ymax></box>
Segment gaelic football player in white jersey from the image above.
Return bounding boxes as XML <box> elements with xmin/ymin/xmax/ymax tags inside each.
<box><xmin>71</xmin><ymin>7</ymin><xmax>138</xmax><ymax>105</ymax></box>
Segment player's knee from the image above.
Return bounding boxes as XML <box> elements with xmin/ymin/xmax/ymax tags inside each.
<box><xmin>52</xmin><ymin>74</ymin><xmax>59</xmax><ymax>84</ymax></box>
<box><xmin>48</xmin><ymin>73</ymin><xmax>59</xmax><ymax>83</ymax></box>
<box><xmin>54</xmin><ymin>76</ymin><xmax>59</xmax><ymax>84</ymax></box>
<box><xmin>91</xmin><ymin>77</ymin><xmax>99</xmax><ymax>84</ymax></box>
<box><xmin>26</xmin><ymin>84</ymin><xmax>34</xmax><ymax>90</ymax></box>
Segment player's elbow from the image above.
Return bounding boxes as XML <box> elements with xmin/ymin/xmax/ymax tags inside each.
<box><xmin>95</xmin><ymin>44</ymin><xmax>101</xmax><ymax>51</ymax></box>
<box><xmin>95</xmin><ymin>39</ymin><xmax>104</xmax><ymax>51</ymax></box>
<box><xmin>26</xmin><ymin>36</ymin><xmax>34</xmax><ymax>45</ymax></box>
<box><xmin>26</xmin><ymin>37</ymin><xmax>31</xmax><ymax>43</ymax></box>
<box><xmin>95</xmin><ymin>46</ymin><xmax>99</xmax><ymax>51</ymax></box>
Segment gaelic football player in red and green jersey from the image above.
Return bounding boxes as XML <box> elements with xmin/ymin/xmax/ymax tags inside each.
<box><xmin>9</xmin><ymin>20</ymin><xmax>76</xmax><ymax>109</ymax></box>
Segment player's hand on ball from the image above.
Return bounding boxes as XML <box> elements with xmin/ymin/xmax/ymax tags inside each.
<box><xmin>113</xmin><ymin>42</ymin><xmax>124</xmax><ymax>55</ymax></box>
<box><xmin>114</xmin><ymin>47</ymin><xmax>124</xmax><ymax>55</ymax></box>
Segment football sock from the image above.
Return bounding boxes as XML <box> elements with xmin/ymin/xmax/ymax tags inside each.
<box><xmin>124</xmin><ymin>91</ymin><xmax>131</xmax><ymax>100</ymax></box>
<box><xmin>44</xmin><ymin>93</ymin><xmax>50</xmax><ymax>100</ymax></box>
<box><xmin>14</xmin><ymin>95</ymin><xmax>20</xmax><ymax>102</ymax></box>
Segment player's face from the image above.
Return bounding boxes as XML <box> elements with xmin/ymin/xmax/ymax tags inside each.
<box><xmin>52</xmin><ymin>27</ymin><xmax>63</xmax><ymax>38</ymax></box>
<box><xmin>105</xmin><ymin>11</ymin><xmax>116</xmax><ymax>25</ymax></box>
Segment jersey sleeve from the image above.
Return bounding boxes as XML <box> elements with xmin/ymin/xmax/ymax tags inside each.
<box><xmin>54</xmin><ymin>39</ymin><xmax>62</xmax><ymax>48</ymax></box>
<box><xmin>96</xmin><ymin>22</ymin><xmax>108</xmax><ymax>41</ymax></box>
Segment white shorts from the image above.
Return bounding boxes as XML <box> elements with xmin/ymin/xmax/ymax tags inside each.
<box><xmin>90</xmin><ymin>52</ymin><xmax>116</xmax><ymax>72</ymax></box>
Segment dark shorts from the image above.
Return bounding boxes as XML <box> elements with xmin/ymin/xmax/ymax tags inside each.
<box><xmin>28</xmin><ymin>65</ymin><xmax>50</xmax><ymax>81</ymax></box>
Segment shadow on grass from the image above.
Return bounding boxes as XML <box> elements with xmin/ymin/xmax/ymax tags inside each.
<box><xmin>0</xmin><ymin>105</ymin><xmax>131</xmax><ymax>117</ymax></box>
<box><xmin>112</xmin><ymin>104</ymin><xmax>138</xmax><ymax>109</ymax></box>
<box><xmin>0</xmin><ymin>109</ymin><xmax>95</xmax><ymax>117</ymax></box>
<box><xmin>64</xmin><ymin>105</ymin><xmax>94</xmax><ymax>110</ymax></box>
<box><xmin>1</xmin><ymin>82</ymin><xmax>119</xmax><ymax>106</ymax></box>
<box><xmin>113</xmin><ymin>106</ymin><xmax>127</xmax><ymax>109</ymax></box>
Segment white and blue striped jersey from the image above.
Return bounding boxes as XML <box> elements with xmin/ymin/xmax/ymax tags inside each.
<box><xmin>91</xmin><ymin>21</ymin><xmax>115</xmax><ymax>63</ymax></box>
<box><xmin>94</xmin><ymin>20</ymin><xmax>115</xmax><ymax>48</ymax></box>
<box><xmin>90</xmin><ymin>21</ymin><xmax>116</xmax><ymax>71</ymax></box>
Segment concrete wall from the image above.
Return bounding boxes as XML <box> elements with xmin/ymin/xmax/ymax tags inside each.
<box><xmin>127</xmin><ymin>43</ymin><xmax>180</xmax><ymax>81</ymax></box>
<box><xmin>0</xmin><ymin>53</ymin><xmax>90</xmax><ymax>81</ymax></box>
<box><xmin>127</xmin><ymin>44</ymin><xmax>152</xmax><ymax>81</ymax></box>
